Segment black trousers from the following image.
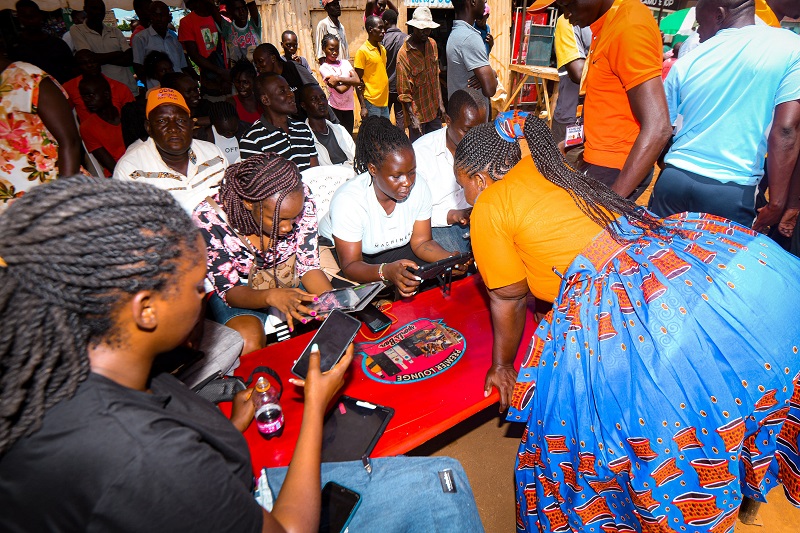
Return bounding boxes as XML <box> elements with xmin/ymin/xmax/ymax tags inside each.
<box><xmin>581</xmin><ymin>161</ymin><xmax>654</xmax><ymax>203</ymax></box>
<box><xmin>648</xmin><ymin>164</ymin><xmax>757</xmax><ymax>228</ymax></box>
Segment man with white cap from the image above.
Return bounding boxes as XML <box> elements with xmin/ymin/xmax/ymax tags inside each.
<box><xmin>397</xmin><ymin>7</ymin><xmax>446</xmax><ymax>142</ymax></box>
<box><xmin>113</xmin><ymin>88</ymin><xmax>228</xmax><ymax>214</ymax></box>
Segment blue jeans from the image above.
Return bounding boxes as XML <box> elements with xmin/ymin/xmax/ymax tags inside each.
<box><xmin>265</xmin><ymin>456</ymin><xmax>485</xmax><ymax>532</ymax></box>
<box><xmin>207</xmin><ymin>292</ymin><xmax>271</xmax><ymax>326</ymax></box>
<box><xmin>364</xmin><ymin>101</ymin><xmax>390</xmax><ymax>119</ymax></box>
<box><xmin>432</xmin><ymin>224</ymin><xmax>471</xmax><ymax>254</ymax></box>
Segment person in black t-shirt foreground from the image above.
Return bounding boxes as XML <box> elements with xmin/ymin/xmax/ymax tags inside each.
<box><xmin>0</xmin><ymin>176</ymin><xmax>351</xmax><ymax>532</ymax></box>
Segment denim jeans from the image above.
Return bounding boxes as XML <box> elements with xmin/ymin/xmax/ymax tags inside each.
<box><xmin>432</xmin><ymin>224</ymin><xmax>471</xmax><ymax>253</ymax></box>
<box><xmin>364</xmin><ymin>101</ymin><xmax>391</xmax><ymax>119</ymax></box>
<box><xmin>265</xmin><ymin>456</ymin><xmax>485</xmax><ymax>532</ymax></box>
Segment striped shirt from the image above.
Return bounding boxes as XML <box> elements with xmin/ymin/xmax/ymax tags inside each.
<box><xmin>239</xmin><ymin>118</ymin><xmax>318</xmax><ymax>171</ymax></box>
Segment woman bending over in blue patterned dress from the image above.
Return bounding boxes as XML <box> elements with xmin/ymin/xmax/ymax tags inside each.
<box><xmin>454</xmin><ymin>112</ymin><xmax>800</xmax><ymax>533</ymax></box>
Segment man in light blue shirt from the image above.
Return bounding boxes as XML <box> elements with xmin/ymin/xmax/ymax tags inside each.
<box><xmin>132</xmin><ymin>1</ymin><xmax>191</xmax><ymax>89</ymax></box>
<box><xmin>650</xmin><ymin>0</ymin><xmax>800</xmax><ymax>230</ymax></box>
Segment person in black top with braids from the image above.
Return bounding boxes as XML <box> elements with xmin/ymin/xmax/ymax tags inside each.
<box><xmin>453</xmin><ymin>111</ymin><xmax>800</xmax><ymax>531</ymax></box>
<box><xmin>194</xmin><ymin>153</ymin><xmax>332</xmax><ymax>353</ymax></box>
<box><xmin>318</xmin><ymin>116</ymin><xmax>467</xmax><ymax>297</ymax></box>
<box><xmin>0</xmin><ymin>175</ymin><xmax>352</xmax><ymax>532</ymax></box>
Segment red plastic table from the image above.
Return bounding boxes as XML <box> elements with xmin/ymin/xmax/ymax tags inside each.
<box><xmin>234</xmin><ymin>275</ymin><xmax>536</xmax><ymax>470</ymax></box>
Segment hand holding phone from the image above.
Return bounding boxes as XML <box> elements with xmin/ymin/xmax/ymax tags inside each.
<box><xmin>291</xmin><ymin>310</ymin><xmax>361</xmax><ymax>379</ymax></box>
<box><xmin>383</xmin><ymin>259</ymin><xmax>421</xmax><ymax>297</ymax></box>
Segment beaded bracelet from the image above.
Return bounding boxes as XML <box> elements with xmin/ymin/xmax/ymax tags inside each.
<box><xmin>378</xmin><ymin>262</ymin><xmax>387</xmax><ymax>282</ymax></box>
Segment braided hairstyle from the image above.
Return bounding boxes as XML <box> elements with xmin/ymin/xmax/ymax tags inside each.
<box><xmin>353</xmin><ymin>116</ymin><xmax>412</xmax><ymax>175</ymax></box>
<box><xmin>0</xmin><ymin>176</ymin><xmax>199</xmax><ymax>456</ymax></box>
<box><xmin>321</xmin><ymin>33</ymin><xmax>340</xmax><ymax>53</ymax></box>
<box><xmin>218</xmin><ymin>153</ymin><xmax>303</xmax><ymax>278</ymax></box>
<box><xmin>209</xmin><ymin>101</ymin><xmax>237</xmax><ymax>124</ymax></box>
<box><xmin>454</xmin><ymin>114</ymin><xmax>667</xmax><ymax>241</ymax></box>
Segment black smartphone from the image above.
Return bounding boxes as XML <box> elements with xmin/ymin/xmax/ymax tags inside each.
<box><xmin>291</xmin><ymin>310</ymin><xmax>360</xmax><ymax>379</ymax></box>
<box><xmin>319</xmin><ymin>481</ymin><xmax>361</xmax><ymax>533</ymax></box>
<box><xmin>352</xmin><ymin>303</ymin><xmax>392</xmax><ymax>334</ymax></box>
<box><xmin>407</xmin><ymin>252</ymin><xmax>473</xmax><ymax>280</ymax></box>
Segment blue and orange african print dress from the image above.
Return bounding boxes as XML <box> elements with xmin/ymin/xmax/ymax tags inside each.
<box><xmin>507</xmin><ymin>213</ymin><xmax>800</xmax><ymax>533</ymax></box>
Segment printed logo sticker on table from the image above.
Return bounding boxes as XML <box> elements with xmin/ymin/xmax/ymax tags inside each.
<box><xmin>357</xmin><ymin>319</ymin><xmax>466</xmax><ymax>384</ymax></box>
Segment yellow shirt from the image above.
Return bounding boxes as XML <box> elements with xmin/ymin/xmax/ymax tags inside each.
<box><xmin>554</xmin><ymin>15</ymin><xmax>581</xmax><ymax>69</ymax></box>
<box><xmin>470</xmin><ymin>156</ymin><xmax>606</xmax><ymax>301</ymax></box>
<box><xmin>755</xmin><ymin>0</ymin><xmax>781</xmax><ymax>27</ymax></box>
<box><xmin>354</xmin><ymin>41</ymin><xmax>389</xmax><ymax>107</ymax></box>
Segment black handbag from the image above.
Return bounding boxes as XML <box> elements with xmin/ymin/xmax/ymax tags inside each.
<box><xmin>193</xmin><ymin>366</ymin><xmax>282</xmax><ymax>404</ymax></box>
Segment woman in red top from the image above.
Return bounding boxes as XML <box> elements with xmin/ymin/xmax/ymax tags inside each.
<box><xmin>229</xmin><ymin>60</ymin><xmax>262</xmax><ymax>129</ymax></box>
<box><xmin>78</xmin><ymin>76</ymin><xmax>126</xmax><ymax>176</ymax></box>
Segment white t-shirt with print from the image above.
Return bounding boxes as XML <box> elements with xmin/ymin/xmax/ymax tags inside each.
<box><xmin>319</xmin><ymin>171</ymin><xmax>432</xmax><ymax>255</ymax></box>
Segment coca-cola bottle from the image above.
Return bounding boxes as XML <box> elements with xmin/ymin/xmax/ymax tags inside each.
<box><xmin>253</xmin><ymin>377</ymin><xmax>284</xmax><ymax>439</ymax></box>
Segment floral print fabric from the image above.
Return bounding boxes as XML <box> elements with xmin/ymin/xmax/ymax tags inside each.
<box><xmin>193</xmin><ymin>188</ymin><xmax>321</xmax><ymax>301</ymax></box>
<box><xmin>0</xmin><ymin>62</ymin><xmax>66</xmax><ymax>212</ymax></box>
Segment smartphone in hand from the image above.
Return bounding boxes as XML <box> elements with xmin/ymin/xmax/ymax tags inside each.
<box><xmin>291</xmin><ymin>310</ymin><xmax>361</xmax><ymax>379</ymax></box>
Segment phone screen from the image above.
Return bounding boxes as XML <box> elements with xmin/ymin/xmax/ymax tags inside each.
<box><xmin>319</xmin><ymin>482</ymin><xmax>360</xmax><ymax>533</ymax></box>
<box><xmin>291</xmin><ymin>310</ymin><xmax>360</xmax><ymax>379</ymax></box>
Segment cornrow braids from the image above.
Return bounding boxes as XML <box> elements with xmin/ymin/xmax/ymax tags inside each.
<box><xmin>454</xmin><ymin>115</ymin><xmax>669</xmax><ymax>242</ymax></box>
<box><xmin>218</xmin><ymin>153</ymin><xmax>303</xmax><ymax>281</ymax></box>
<box><xmin>353</xmin><ymin>116</ymin><xmax>412</xmax><ymax>175</ymax></box>
<box><xmin>453</xmin><ymin>121</ymin><xmax>521</xmax><ymax>180</ymax></box>
<box><xmin>0</xmin><ymin>176</ymin><xmax>199</xmax><ymax>456</ymax></box>
<box><xmin>209</xmin><ymin>101</ymin><xmax>237</xmax><ymax>124</ymax></box>
<box><xmin>321</xmin><ymin>33</ymin><xmax>340</xmax><ymax>51</ymax></box>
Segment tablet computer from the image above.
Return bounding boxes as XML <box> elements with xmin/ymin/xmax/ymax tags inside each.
<box><xmin>321</xmin><ymin>396</ymin><xmax>394</xmax><ymax>462</ymax></box>
<box><xmin>308</xmin><ymin>282</ymin><xmax>385</xmax><ymax>315</ymax></box>
<box><xmin>407</xmin><ymin>252</ymin><xmax>473</xmax><ymax>280</ymax></box>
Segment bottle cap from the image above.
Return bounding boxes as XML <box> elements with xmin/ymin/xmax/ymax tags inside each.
<box><xmin>255</xmin><ymin>376</ymin><xmax>270</xmax><ymax>393</ymax></box>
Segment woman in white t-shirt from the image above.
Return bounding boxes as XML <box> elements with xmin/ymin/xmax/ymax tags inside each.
<box><xmin>319</xmin><ymin>116</ymin><xmax>465</xmax><ymax>296</ymax></box>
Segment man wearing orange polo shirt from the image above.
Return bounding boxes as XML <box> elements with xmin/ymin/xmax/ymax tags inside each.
<box><xmin>543</xmin><ymin>0</ymin><xmax>672</xmax><ymax>201</ymax></box>
<box><xmin>756</xmin><ymin>0</ymin><xmax>800</xmax><ymax>26</ymax></box>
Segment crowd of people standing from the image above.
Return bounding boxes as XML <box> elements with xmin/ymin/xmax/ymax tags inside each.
<box><xmin>2</xmin><ymin>0</ymin><xmax>800</xmax><ymax>532</ymax></box>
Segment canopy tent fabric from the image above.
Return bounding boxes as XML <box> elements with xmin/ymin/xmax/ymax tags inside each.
<box><xmin>0</xmin><ymin>0</ymin><xmax>184</xmax><ymax>11</ymax></box>
<box><xmin>659</xmin><ymin>7</ymin><xmax>696</xmax><ymax>35</ymax></box>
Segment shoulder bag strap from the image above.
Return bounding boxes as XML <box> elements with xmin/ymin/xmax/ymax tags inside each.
<box><xmin>205</xmin><ymin>195</ymin><xmax>260</xmax><ymax>258</ymax></box>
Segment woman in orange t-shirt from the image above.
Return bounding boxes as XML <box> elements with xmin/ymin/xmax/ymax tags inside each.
<box><xmin>454</xmin><ymin>112</ymin><xmax>800</xmax><ymax>532</ymax></box>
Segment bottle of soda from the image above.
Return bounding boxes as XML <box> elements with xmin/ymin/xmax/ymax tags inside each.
<box><xmin>253</xmin><ymin>377</ymin><xmax>284</xmax><ymax>439</ymax></box>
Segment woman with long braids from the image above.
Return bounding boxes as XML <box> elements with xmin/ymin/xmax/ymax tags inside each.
<box><xmin>0</xmin><ymin>176</ymin><xmax>352</xmax><ymax>531</ymax></box>
<box><xmin>318</xmin><ymin>116</ymin><xmax>466</xmax><ymax>297</ymax></box>
<box><xmin>193</xmin><ymin>152</ymin><xmax>332</xmax><ymax>353</ymax></box>
<box><xmin>455</xmin><ymin>112</ymin><xmax>800</xmax><ymax>531</ymax></box>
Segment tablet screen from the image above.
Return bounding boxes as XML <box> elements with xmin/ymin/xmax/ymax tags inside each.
<box><xmin>321</xmin><ymin>396</ymin><xmax>394</xmax><ymax>462</ymax></box>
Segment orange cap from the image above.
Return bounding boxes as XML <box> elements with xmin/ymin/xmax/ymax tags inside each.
<box><xmin>527</xmin><ymin>0</ymin><xmax>556</xmax><ymax>12</ymax></box>
<box><xmin>145</xmin><ymin>88</ymin><xmax>190</xmax><ymax>118</ymax></box>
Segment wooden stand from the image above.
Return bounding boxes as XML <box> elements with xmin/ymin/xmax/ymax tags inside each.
<box><xmin>502</xmin><ymin>64</ymin><xmax>561</xmax><ymax>127</ymax></box>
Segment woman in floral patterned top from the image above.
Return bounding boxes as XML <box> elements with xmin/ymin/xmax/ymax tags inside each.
<box><xmin>0</xmin><ymin>60</ymin><xmax>81</xmax><ymax>212</ymax></box>
<box><xmin>193</xmin><ymin>153</ymin><xmax>332</xmax><ymax>353</ymax></box>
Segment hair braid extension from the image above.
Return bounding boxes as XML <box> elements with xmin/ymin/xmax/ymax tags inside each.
<box><xmin>521</xmin><ymin>115</ymin><xmax>667</xmax><ymax>240</ymax></box>
<box><xmin>454</xmin><ymin>116</ymin><xmax>670</xmax><ymax>242</ymax></box>
<box><xmin>0</xmin><ymin>175</ymin><xmax>200</xmax><ymax>456</ymax></box>
<box><xmin>218</xmin><ymin>153</ymin><xmax>302</xmax><ymax>281</ymax></box>
<box><xmin>353</xmin><ymin>116</ymin><xmax>412</xmax><ymax>175</ymax></box>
